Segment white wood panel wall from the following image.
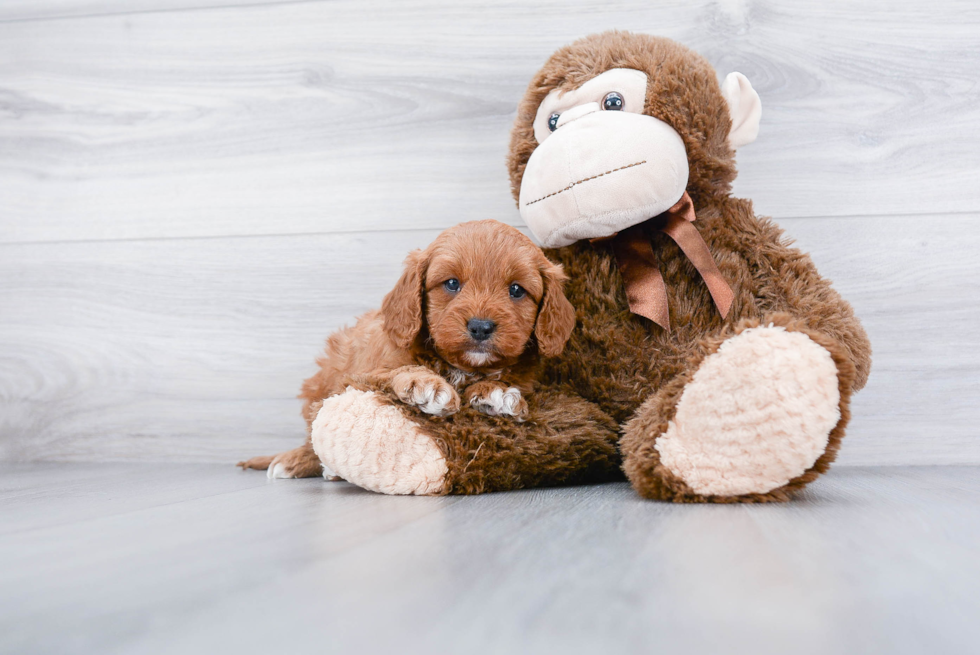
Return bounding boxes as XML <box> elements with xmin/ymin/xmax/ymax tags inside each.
<box><xmin>1</xmin><ymin>1</ymin><xmax>978</xmax><ymax>465</ymax></box>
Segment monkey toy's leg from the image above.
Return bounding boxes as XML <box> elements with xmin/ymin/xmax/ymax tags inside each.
<box><xmin>620</xmin><ymin>314</ymin><xmax>863</xmax><ymax>503</ymax></box>
<box><xmin>309</xmin><ymin>384</ymin><xmax>623</xmax><ymax>495</ymax></box>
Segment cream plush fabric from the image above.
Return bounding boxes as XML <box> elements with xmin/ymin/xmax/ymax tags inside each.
<box><xmin>721</xmin><ymin>71</ymin><xmax>762</xmax><ymax>149</ymax></box>
<box><xmin>532</xmin><ymin>68</ymin><xmax>649</xmax><ymax>144</ymax></box>
<box><xmin>655</xmin><ymin>327</ymin><xmax>841</xmax><ymax>496</ymax></box>
<box><xmin>520</xmin><ymin>66</ymin><xmax>762</xmax><ymax>248</ymax></box>
<box><xmin>311</xmin><ymin>388</ymin><xmax>448</xmax><ymax>495</ymax></box>
<box><xmin>519</xmin><ymin>110</ymin><xmax>689</xmax><ymax>248</ymax></box>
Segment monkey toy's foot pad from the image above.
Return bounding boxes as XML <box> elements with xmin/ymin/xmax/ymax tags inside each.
<box><xmin>655</xmin><ymin>326</ymin><xmax>841</xmax><ymax>496</ymax></box>
<box><xmin>310</xmin><ymin>388</ymin><xmax>448</xmax><ymax>495</ymax></box>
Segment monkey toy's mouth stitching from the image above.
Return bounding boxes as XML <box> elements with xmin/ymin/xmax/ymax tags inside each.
<box><xmin>524</xmin><ymin>160</ymin><xmax>647</xmax><ymax>206</ymax></box>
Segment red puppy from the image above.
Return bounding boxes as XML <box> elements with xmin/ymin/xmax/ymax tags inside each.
<box><xmin>239</xmin><ymin>220</ymin><xmax>576</xmax><ymax>478</ymax></box>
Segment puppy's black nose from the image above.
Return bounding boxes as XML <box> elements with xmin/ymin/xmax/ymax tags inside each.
<box><xmin>467</xmin><ymin>318</ymin><xmax>496</xmax><ymax>341</ymax></box>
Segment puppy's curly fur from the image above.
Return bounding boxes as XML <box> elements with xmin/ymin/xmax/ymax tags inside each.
<box><xmin>238</xmin><ymin>220</ymin><xmax>575</xmax><ymax>478</ymax></box>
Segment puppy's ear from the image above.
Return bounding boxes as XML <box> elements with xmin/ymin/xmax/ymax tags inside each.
<box><xmin>534</xmin><ymin>259</ymin><xmax>576</xmax><ymax>357</ymax></box>
<box><xmin>382</xmin><ymin>249</ymin><xmax>428</xmax><ymax>349</ymax></box>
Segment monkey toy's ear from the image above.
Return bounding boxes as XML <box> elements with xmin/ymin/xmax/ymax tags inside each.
<box><xmin>721</xmin><ymin>72</ymin><xmax>762</xmax><ymax>149</ymax></box>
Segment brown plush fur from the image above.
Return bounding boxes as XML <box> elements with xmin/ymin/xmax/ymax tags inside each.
<box><xmin>508</xmin><ymin>31</ymin><xmax>872</xmax><ymax>501</ymax></box>
<box><xmin>239</xmin><ymin>220</ymin><xmax>576</xmax><ymax>477</ymax></box>
<box><xmin>543</xmin><ymin>201</ymin><xmax>871</xmax><ymax>427</ymax></box>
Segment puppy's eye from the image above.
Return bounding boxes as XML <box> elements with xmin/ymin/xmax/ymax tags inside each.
<box><xmin>509</xmin><ymin>283</ymin><xmax>527</xmax><ymax>299</ymax></box>
<box><xmin>443</xmin><ymin>278</ymin><xmax>460</xmax><ymax>293</ymax></box>
<box><xmin>602</xmin><ymin>92</ymin><xmax>624</xmax><ymax>111</ymax></box>
<box><xmin>548</xmin><ymin>113</ymin><xmax>560</xmax><ymax>132</ymax></box>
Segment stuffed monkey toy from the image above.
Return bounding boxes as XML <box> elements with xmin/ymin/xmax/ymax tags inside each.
<box><xmin>305</xmin><ymin>31</ymin><xmax>872</xmax><ymax>502</ymax></box>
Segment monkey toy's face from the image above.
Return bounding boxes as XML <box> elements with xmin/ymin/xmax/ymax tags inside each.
<box><xmin>512</xmin><ymin>35</ymin><xmax>762</xmax><ymax>249</ymax></box>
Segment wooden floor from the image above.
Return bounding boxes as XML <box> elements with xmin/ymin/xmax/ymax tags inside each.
<box><xmin>1</xmin><ymin>464</ymin><xmax>978</xmax><ymax>654</ymax></box>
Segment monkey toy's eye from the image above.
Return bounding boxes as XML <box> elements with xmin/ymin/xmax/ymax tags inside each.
<box><xmin>509</xmin><ymin>283</ymin><xmax>527</xmax><ymax>299</ymax></box>
<box><xmin>602</xmin><ymin>92</ymin><xmax>624</xmax><ymax>111</ymax></box>
<box><xmin>548</xmin><ymin>113</ymin><xmax>560</xmax><ymax>132</ymax></box>
<box><xmin>444</xmin><ymin>278</ymin><xmax>460</xmax><ymax>293</ymax></box>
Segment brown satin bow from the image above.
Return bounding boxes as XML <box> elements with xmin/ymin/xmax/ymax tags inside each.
<box><xmin>603</xmin><ymin>192</ymin><xmax>733</xmax><ymax>331</ymax></box>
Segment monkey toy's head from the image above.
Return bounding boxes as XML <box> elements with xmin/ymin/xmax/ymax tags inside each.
<box><xmin>508</xmin><ymin>31</ymin><xmax>761</xmax><ymax>248</ymax></box>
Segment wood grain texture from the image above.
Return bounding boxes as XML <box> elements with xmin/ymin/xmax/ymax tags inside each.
<box><xmin>1</xmin><ymin>215</ymin><xmax>977</xmax><ymax>466</ymax></box>
<box><xmin>783</xmin><ymin>214</ymin><xmax>980</xmax><ymax>465</ymax></box>
<box><xmin>1</xmin><ymin>1</ymin><xmax>978</xmax><ymax>466</ymax></box>
<box><xmin>0</xmin><ymin>0</ymin><xmax>294</xmax><ymax>22</ymax></box>
<box><xmin>0</xmin><ymin>229</ymin><xmax>436</xmax><ymax>462</ymax></box>
<box><xmin>1</xmin><ymin>0</ymin><xmax>979</xmax><ymax>243</ymax></box>
<box><xmin>2</xmin><ymin>464</ymin><xmax>979</xmax><ymax>654</ymax></box>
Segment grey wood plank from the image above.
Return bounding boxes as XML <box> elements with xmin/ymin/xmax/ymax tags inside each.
<box><xmin>0</xmin><ymin>463</ymin><xmax>267</xmax><ymax>534</ymax></box>
<box><xmin>0</xmin><ymin>229</ymin><xmax>441</xmax><ymax>464</ymax></box>
<box><xmin>780</xmin><ymin>214</ymin><xmax>980</xmax><ymax>466</ymax></box>
<box><xmin>0</xmin><ymin>464</ymin><xmax>459</xmax><ymax>654</ymax></box>
<box><xmin>1</xmin><ymin>1</ymin><xmax>978</xmax><ymax>244</ymax></box>
<box><xmin>1</xmin><ymin>464</ymin><xmax>978</xmax><ymax>655</ymax></box>
<box><xmin>2</xmin><ymin>214</ymin><xmax>978</xmax><ymax>465</ymax></box>
<box><xmin>0</xmin><ymin>0</ymin><xmax>296</xmax><ymax>22</ymax></box>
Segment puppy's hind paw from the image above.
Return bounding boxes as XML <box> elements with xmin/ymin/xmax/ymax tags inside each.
<box><xmin>261</xmin><ymin>445</ymin><xmax>325</xmax><ymax>480</ymax></box>
<box><xmin>268</xmin><ymin>461</ymin><xmax>293</xmax><ymax>479</ymax></box>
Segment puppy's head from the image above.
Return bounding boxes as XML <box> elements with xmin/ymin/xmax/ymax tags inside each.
<box><xmin>381</xmin><ymin>220</ymin><xmax>576</xmax><ymax>371</ymax></box>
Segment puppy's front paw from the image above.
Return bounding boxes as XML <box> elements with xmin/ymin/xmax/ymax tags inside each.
<box><xmin>465</xmin><ymin>382</ymin><xmax>528</xmax><ymax>420</ymax></box>
<box><xmin>391</xmin><ymin>368</ymin><xmax>461</xmax><ymax>417</ymax></box>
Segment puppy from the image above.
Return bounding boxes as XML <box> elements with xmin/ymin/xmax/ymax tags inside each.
<box><xmin>238</xmin><ymin>219</ymin><xmax>576</xmax><ymax>479</ymax></box>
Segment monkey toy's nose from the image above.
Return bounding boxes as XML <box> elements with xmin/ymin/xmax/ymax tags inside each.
<box><xmin>467</xmin><ymin>318</ymin><xmax>496</xmax><ymax>342</ymax></box>
<box><xmin>555</xmin><ymin>101</ymin><xmax>601</xmax><ymax>129</ymax></box>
